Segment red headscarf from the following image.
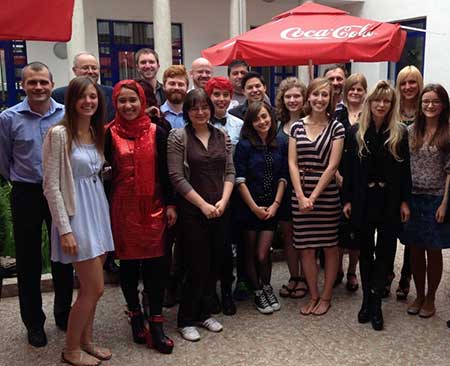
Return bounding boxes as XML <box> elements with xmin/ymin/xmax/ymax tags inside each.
<box><xmin>111</xmin><ymin>80</ymin><xmax>156</xmax><ymax>197</ymax></box>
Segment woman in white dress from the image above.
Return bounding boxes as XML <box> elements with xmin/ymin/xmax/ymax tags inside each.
<box><xmin>43</xmin><ymin>76</ymin><xmax>114</xmax><ymax>366</ymax></box>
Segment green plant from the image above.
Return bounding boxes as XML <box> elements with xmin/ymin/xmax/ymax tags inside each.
<box><xmin>0</xmin><ymin>180</ymin><xmax>51</xmax><ymax>273</ymax></box>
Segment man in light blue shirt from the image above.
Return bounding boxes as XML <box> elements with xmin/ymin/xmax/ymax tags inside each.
<box><xmin>0</xmin><ymin>62</ymin><xmax>73</xmax><ymax>347</ymax></box>
<box><xmin>160</xmin><ymin>65</ymin><xmax>189</xmax><ymax>129</ymax></box>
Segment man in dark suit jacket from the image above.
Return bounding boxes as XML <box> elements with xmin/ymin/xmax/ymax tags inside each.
<box><xmin>52</xmin><ymin>52</ymin><xmax>115</xmax><ymax>122</ymax></box>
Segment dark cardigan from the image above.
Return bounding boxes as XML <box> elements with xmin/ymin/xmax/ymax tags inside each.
<box><xmin>342</xmin><ymin>122</ymin><xmax>412</xmax><ymax>230</ymax></box>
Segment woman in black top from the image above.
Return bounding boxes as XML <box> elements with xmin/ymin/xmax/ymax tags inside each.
<box><xmin>343</xmin><ymin>80</ymin><xmax>411</xmax><ymax>331</ymax></box>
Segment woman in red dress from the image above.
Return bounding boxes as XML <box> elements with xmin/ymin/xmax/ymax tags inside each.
<box><xmin>105</xmin><ymin>80</ymin><xmax>176</xmax><ymax>354</ymax></box>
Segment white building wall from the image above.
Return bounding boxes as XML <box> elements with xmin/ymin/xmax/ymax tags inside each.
<box><xmin>21</xmin><ymin>0</ymin><xmax>450</xmax><ymax>90</ymax></box>
<box><xmin>351</xmin><ymin>0</ymin><xmax>450</xmax><ymax>90</ymax></box>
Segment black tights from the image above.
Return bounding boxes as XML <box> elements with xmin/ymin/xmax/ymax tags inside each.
<box><xmin>245</xmin><ymin>230</ymin><xmax>274</xmax><ymax>291</ymax></box>
<box><xmin>120</xmin><ymin>256</ymin><xmax>168</xmax><ymax>316</ymax></box>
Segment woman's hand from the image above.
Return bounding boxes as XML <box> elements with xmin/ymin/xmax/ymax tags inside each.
<box><xmin>146</xmin><ymin>106</ymin><xmax>161</xmax><ymax>118</ymax></box>
<box><xmin>400</xmin><ymin>201</ymin><xmax>411</xmax><ymax>223</ymax></box>
<box><xmin>200</xmin><ymin>202</ymin><xmax>220</xmax><ymax>219</ymax></box>
<box><xmin>214</xmin><ymin>198</ymin><xmax>229</xmax><ymax>218</ymax></box>
<box><xmin>265</xmin><ymin>202</ymin><xmax>279</xmax><ymax>219</ymax></box>
<box><xmin>166</xmin><ymin>206</ymin><xmax>177</xmax><ymax>227</ymax></box>
<box><xmin>298</xmin><ymin>196</ymin><xmax>313</xmax><ymax>212</ymax></box>
<box><xmin>343</xmin><ymin>202</ymin><xmax>352</xmax><ymax>219</ymax></box>
<box><xmin>335</xmin><ymin>173</ymin><xmax>343</xmax><ymax>189</ymax></box>
<box><xmin>61</xmin><ymin>233</ymin><xmax>77</xmax><ymax>256</ymax></box>
<box><xmin>436</xmin><ymin>202</ymin><xmax>447</xmax><ymax>224</ymax></box>
<box><xmin>253</xmin><ymin>206</ymin><xmax>269</xmax><ymax>220</ymax></box>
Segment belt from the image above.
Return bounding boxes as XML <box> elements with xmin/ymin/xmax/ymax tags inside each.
<box><xmin>299</xmin><ymin>168</ymin><xmax>325</xmax><ymax>186</ymax></box>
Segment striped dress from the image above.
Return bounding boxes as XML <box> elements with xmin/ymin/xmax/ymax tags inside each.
<box><xmin>290</xmin><ymin>118</ymin><xmax>345</xmax><ymax>249</ymax></box>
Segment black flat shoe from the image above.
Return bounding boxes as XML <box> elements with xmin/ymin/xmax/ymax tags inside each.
<box><xmin>222</xmin><ymin>292</ymin><xmax>237</xmax><ymax>316</ymax></box>
<box><xmin>27</xmin><ymin>327</ymin><xmax>47</xmax><ymax>347</ymax></box>
<box><xmin>358</xmin><ymin>306</ymin><xmax>371</xmax><ymax>324</ymax></box>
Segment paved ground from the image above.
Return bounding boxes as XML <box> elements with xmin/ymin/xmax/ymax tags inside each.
<box><xmin>2</xmin><ymin>244</ymin><xmax>450</xmax><ymax>366</ymax></box>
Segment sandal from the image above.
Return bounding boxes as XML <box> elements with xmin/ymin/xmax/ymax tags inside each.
<box><xmin>312</xmin><ymin>298</ymin><xmax>331</xmax><ymax>316</ymax></box>
<box><xmin>61</xmin><ymin>349</ymin><xmax>101</xmax><ymax>366</ymax></box>
<box><xmin>290</xmin><ymin>277</ymin><xmax>308</xmax><ymax>299</ymax></box>
<box><xmin>300</xmin><ymin>298</ymin><xmax>319</xmax><ymax>316</ymax></box>
<box><xmin>81</xmin><ymin>343</ymin><xmax>112</xmax><ymax>361</ymax></box>
<box><xmin>279</xmin><ymin>277</ymin><xmax>297</xmax><ymax>298</ymax></box>
<box><xmin>345</xmin><ymin>273</ymin><xmax>359</xmax><ymax>292</ymax></box>
<box><xmin>396</xmin><ymin>276</ymin><xmax>410</xmax><ymax>301</ymax></box>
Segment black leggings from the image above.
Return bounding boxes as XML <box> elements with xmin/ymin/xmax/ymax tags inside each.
<box><xmin>120</xmin><ymin>256</ymin><xmax>168</xmax><ymax>316</ymax></box>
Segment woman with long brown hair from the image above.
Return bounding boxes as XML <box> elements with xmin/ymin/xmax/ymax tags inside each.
<box><xmin>235</xmin><ymin>101</ymin><xmax>287</xmax><ymax>314</ymax></box>
<box><xmin>401</xmin><ymin>83</ymin><xmax>450</xmax><ymax>318</ymax></box>
<box><xmin>43</xmin><ymin>76</ymin><xmax>114</xmax><ymax>365</ymax></box>
<box><xmin>275</xmin><ymin>77</ymin><xmax>308</xmax><ymax>299</ymax></box>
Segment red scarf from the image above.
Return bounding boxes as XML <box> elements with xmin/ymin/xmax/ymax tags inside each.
<box><xmin>110</xmin><ymin>80</ymin><xmax>156</xmax><ymax>197</ymax></box>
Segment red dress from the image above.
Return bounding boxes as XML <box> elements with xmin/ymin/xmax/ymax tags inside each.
<box><xmin>110</xmin><ymin>123</ymin><xmax>166</xmax><ymax>260</ymax></box>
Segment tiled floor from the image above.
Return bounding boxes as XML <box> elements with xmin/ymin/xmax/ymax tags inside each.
<box><xmin>2</xmin><ymin>245</ymin><xmax>450</xmax><ymax>366</ymax></box>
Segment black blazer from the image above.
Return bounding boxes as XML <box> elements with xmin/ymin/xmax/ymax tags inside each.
<box><xmin>342</xmin><ymin>123</ymin><xmax>411</xmax><ymax>229</ymax></box>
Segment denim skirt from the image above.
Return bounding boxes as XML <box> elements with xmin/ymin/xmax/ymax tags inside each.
<box><xmin>401</xmin><ymin>194</ymin><xmax>450</xmax><ymax>249</ymax></box>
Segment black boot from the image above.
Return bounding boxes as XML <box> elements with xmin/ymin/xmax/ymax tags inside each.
<box><xmin>221</xmin><ymin>286</ymin><xmax>237</xmax><ymax>316</ymax></box>
<box><xmin>147</xmin><ymin>315</ymin><xmax>174</xmax><ymax>354</ymax></box>
<box><xmin>358</xmin><ymin>292</ymin><xmax>371</xmax><ymax>324</ymax></box>
<box><xmin>370</xmin><ymin>290</ymin><xmax>384</xmax><ymax>331</ymax></box>
<box><xmin>127</xmin><ymin>309</ymin><xmax>147</xmax><ymax>344</ymax></box>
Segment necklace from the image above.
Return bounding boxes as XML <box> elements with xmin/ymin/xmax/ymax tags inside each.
<box><xmin>401</xmin><ymin>109</ymin><xmax>416</xmax><ymax>120</ymax></box>
<box><xmin>81</xmin><ymin>143</ymin><xmax>99</xmax><ymax>184</ymax></box>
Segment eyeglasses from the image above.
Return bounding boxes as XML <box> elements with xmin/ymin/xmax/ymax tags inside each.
<box><xmin>421</xmin><ymin>99</ymin><xmax>442</xmax><ymax>106</ymax></box>
<box><xmin>189</xmin><ymin>105</ymin><xmax>210</xmax><ymax>113</ymax></box>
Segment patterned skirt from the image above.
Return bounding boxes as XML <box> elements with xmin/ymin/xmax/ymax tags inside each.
<box><xmin>292</xmin><ymin>171</ymin><xmax>341</xmax><ymax>249</ymax></box>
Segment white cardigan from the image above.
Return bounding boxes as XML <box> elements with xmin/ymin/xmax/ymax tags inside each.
<box><xmin>42</xmin><ymin>125</ymin><xmax>76</xmax><ymax>235</ymax></box>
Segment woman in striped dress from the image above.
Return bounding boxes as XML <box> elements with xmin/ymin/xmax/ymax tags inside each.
<box><xmin>288</xmin><ymin>78</ymin><xmax>345</xmax><ymax>316</ymax></box>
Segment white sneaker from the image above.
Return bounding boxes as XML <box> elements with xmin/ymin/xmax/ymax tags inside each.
<box><xmin>201</xmin><ymin>317</ymin><xmax>223</xmax><ymax>332</ymax></box>
<box><xmin>179</xmin><ymin>326</ymin><xmax>201</xmax><ymax>342</ymax></box>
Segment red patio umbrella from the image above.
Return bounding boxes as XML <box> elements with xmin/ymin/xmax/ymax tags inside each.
<box><xmin>202</xmin><ymin>2</ymin><xmax>406</xmax><ymax>66</ymax></box>
<box><xmin>0</xmin><ymin>0</ymin><xmax>74</xmax><ymax>41</ymax></box>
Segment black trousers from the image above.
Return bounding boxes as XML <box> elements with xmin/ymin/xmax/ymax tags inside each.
<box><xmin>120</xmin><ymin>256</ymin><xmax>168</xmax><ymax>316</ymax></box>
<box><xmin>359</xmin><ymin>221</ymin><xmax>397</xmax><ymax>297</ymax></box>
<box><xmin>219</xmin><ymin>211</ymin><xmax>234</xmax><ymax>292</ymax></box>
<box><xmin>11</xmin><ymin>182</ymin><xmax>73</xmax><ymax>330</ymax></box>
<box><xmin>177</xmin><ymin>211</ymin><xmax>226</xmax><ymax>327</ymax></box>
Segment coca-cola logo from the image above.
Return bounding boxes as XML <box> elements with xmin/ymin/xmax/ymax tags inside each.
<box><xmin>280</xmin><ymin>24</ymin><xmax>375</xmax><ymax>40</ymax></box>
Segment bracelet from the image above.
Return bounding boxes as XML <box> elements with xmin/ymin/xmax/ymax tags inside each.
<box><xmin>274</xmin><ymin>200</ymin><xmax>281</xmax><ymax>206</ymax></box>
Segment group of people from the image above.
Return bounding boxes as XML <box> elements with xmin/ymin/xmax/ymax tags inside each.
<box><xmin>1</xmin><ymin>47</ymin><xmax>449</xmax><ymax>365</ymax></box>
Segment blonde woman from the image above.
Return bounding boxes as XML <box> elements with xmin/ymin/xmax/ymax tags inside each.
<box><xmin>390</xmin><ymin>66</ymin><xmax>424</xmax><ymax>300</ymax></box>
<box><xmin>396</xmin><ymin>65</ymin><xmax>423</xmax><ymax>124</ymax></box>
<box><xmin>343</xmin><ymin>80</ymin><xmax>411</xmax><ymax>331</ymax></box>
<box><xmin>334</xmin><ymin>73</ymin><xmax>368</xmax><ymax>292</ymax></box>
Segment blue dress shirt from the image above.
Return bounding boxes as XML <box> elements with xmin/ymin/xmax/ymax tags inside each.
<box><xmin>0</xmin><ymin>97</ymin><xmax>65</xmax><ymax>183</ymax></box>
<box><xmin>160</xmin><ymin>101</ymin><xmax>185</xmax><ymax>129</ymax></box>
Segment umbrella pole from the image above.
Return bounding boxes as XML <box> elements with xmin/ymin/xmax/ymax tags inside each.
<box><xmin>308</xmin><ymin>60</ymin><xmax>314</xmax><ymax>82</ymax></box>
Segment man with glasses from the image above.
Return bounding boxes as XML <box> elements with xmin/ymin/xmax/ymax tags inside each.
<box><xmin>52</xmin><ymin>52</ymin><xmax>115</xmax><ymax>122</ymax></box>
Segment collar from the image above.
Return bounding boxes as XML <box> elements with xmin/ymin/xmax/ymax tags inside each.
<box><xmin>17</xmin><ymin>97</ymin><xmax>64</xmax><ymax>116</ymax></box>
<box><xmin>161</xmin><ymin>101</ymin><xmax>183</xmax><ymax>115</ymax></box>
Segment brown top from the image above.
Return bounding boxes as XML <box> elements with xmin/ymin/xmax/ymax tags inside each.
<box><xmin>167</xmin><ymin>124</ymin><xmax>235</xmax><ymax>199</ymax></box>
